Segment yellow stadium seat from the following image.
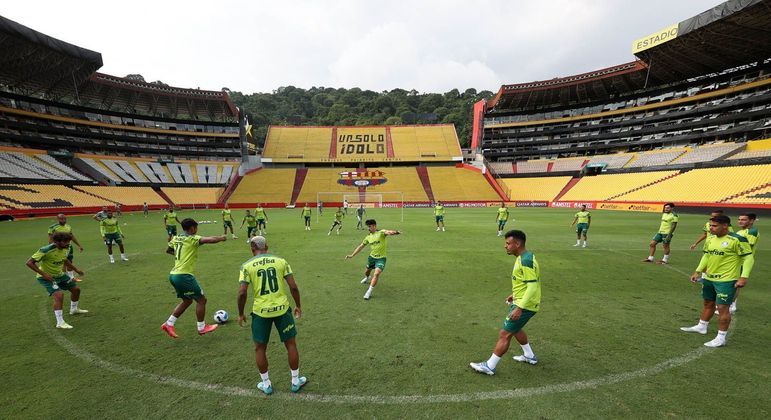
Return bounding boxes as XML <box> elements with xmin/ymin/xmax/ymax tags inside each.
<box><xmin>499</xmin><ymin>176</ymin><xmax>572</xmax><ymax>201</ymax></box>
<box><xmin>228</xmin><ymin>168</ymin><xmax>296</xmax><ymax>204</ymax></box>
<box><xmin>614</xmin><ymin>164</ymin><xmax>771</xmax><ymax>202</ymax></box>
<box><xmin>77</xmin><ymin>186</ymin><xmax>167</xmax><ymax>205</ymax></box>
<box><xmin>427</xmin><ymin>167</ymin><xmax>500</xmax><ymax>201</ymax></box>
<box><xmin>560</xmin><ymin>171</ymin><xmax>678</xmax><ymax>201</ymax></box>
<box><xmin>725</xmin><ymin>185</ymin><xmax>771</xmax><ymax>204</ymax></box>
<box><xmin>0</xmin><ymin>184</ymin><xmax>113</xmax><ymax>209</ymax></box>
<box><xmin>161</xmin><ymin>187</ymin><xmax>221</xmax><ymax>205</ymax></box>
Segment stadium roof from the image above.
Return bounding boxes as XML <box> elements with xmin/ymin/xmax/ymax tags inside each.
<box><xmin>488</xmin><ymin>0</ymin><xmax>771</xmax><ymax>113</ymax></box>
<box><xmin>0</xmin><ymin>15</ymin><xmax>103</xmax><ymax>100</ymax></box>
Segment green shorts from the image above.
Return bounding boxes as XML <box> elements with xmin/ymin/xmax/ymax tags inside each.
<box><xmin>366</xmin><ymin>256</ymin><xmax>387</xmax><ymax>271</ymax></box>
<box><xmin>576</xmin><ymin>223</ymin><xmax>589</xmax><ymax>234</ymax></box>
<box><xmin>498</xmin><ymin>220</ymin><xmax>507</xmax><ymax>229</ymax></box>
<box><xmin>257</xmin><ymin>218</ymin><xmax>266</xmax><ymax>227</ymax></box>
<box><xmin>247</xmin><ymin>226</ymin><xmax>257</xmax><ymax>236</ymax></box>
<box><xmin>169</xmin><ymin>274</ymin><xmax>204</xmax><ymax>300</ymax></box>
<box><xmin>166</xmin><ymin>225</ymin><xmax>177</xmax><ymax>236</ymax></box>
<box><xmin>223</xmin><ymin>220</ymin><xmax>233</xmax><ymax>228</ymax></box>
<box><xmin>652</xmin><ymin>233</ymin><xmax>673</xmax><ymax>244</ymax></box>
<box><xmin>502</xmin><ymin>304</ymin><xmax>537</xmax><ymax>333</ymax></box>
<box><xmin>435</xmin><ymin>216</ymin><xmax>444</xmax><ymax>223</ymax></box>
<box><xmin>701</xmin><ymin>279</ymin><xmax>737</xmax><ymax>305</ymax></box>
<box><xmin>251</xmin><ymin>310</ymin><xmax>297</xmax><ymax>344</ymax></box>
<box><xmin>37</xmin><ymin>274</ymin><xmax>76</xmax><ymax>296</ymax></box>
<box><xmin>67</xmin><ymin>244</ymin><xmax>74</xmax><ymax>262</ymax></box>
<box><xmin>331</xmin><ymin>220</ymin><xmax>342</xmax><ymax>228</ymax></box>
<box><xmin>104</xmin><ymin>233</ymin><xmax>122</xmax><ymax>245</ymax></box>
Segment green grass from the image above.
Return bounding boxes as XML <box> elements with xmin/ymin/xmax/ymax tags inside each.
<box><xmin>1</xmin><ymin>208</ymin><xmax>769</xmax><ymax>419</ymax></box>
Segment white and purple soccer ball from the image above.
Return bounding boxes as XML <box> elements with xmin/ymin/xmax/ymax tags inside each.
<box><xmin>213</xmin><ymin>310</ymin><xmax>229</xmax><ymax>324</ymax></box>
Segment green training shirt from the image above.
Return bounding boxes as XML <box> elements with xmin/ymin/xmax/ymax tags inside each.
<box><xmin>222</xmin><ymin>209</ymin><xmax>233</xmax><ymax>222</ymax></box>
<box><xmin>255</xmin><ymin>207</ymin><xmax>266</xmax><ymax>219</ymax></box>
<box><xmin>363</xmin><ymin>230</ymin><xmax>388</xmax><ymax>259</ymax></box>
<box><xmin>30</xmin><ymin>244</ymin><xmax>69</xmax><ymax>278</ymax></box>
<box><xmin>100</xmin><ymin>217</ymin><xmax>121</xmax><ymax>236</ymax></box>
<box><xmin>697</xmin><ymin>233</ymin><xmax>753</xmax><ymax>282</ymax></box>
<box><xmin>575</xmin><ymin>211</ymin><xmax>591</xmax><ymax>224</ymax></box>
<box><xmin>511</xmin><ymin>251</ymin><xmax>541</xmax><ymax>312</ymax></box>
<box><xmin>657</xmin><ymin>212</ymin><xmax>679</xmax><ymax>234</ymax></box>
<box><xmin>301</xmin><ymin>207</ymin><xmax>312</xmax><ymax>217</ymax></box>
<box><xmin>239</xmin><ymin>254</ymin><xmax>293</xmax><ymax>318</ymax></box>
<box><xmin>244</xmin><ymin>214</ymin><xmax>257</xmax><ymax>227</ymax></box>
<box><xmin>334</xmin><ymin>211</ymin><xmax>344</xmax><ymax>221</ymax></box>
<box><xmin>434</xmin><ymin>205</ymin><xmax>444</xmax><ymax>216</ymax></box>
<box><xmin>497</xmin><ymin>207</ymin><xmax>509</xmax><ymax>221</ymax></box>
<box><xmin>164</xmin><ymin>211</ymin><xmax>178</xmax><ymax>226</ymax></box>
<box><xmin>735</xmin><ymin>227</ymin><xmax>759</xmax><ymax>254</ymax></box>
<box><xmin>48</xmin><ymin>223</ymin><xmax>72</xmax><ymax>235</ymax></box>
<box><xmin>169</xmin><ymin>234</ymin><xmax>202</xmax><ymax>275</ymax></box>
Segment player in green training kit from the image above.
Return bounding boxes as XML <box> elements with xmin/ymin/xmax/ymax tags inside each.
<box><xmin>161</xmin><ymin>218</ymin><xmax>227</xmax><ymax>338</ymax></box>
<box><xmin>434</xmin><ymin>201</ymin><xmax>445</xmax><ymax>231</ymax></box>
<box><xmin>255</xmin><ymin>204</ymin><xmax>268</xmax><ymax>235</ymax></box>
<box><xmin>356</xmin><ymin>205</ymin><xmax>366</xmax><ymax>229</ymax></box>
<box><xmin>730</xmin><ymin>213</ymin><xmax>759</xmax><ymax>314</ymax></box>
<box><xmin>328</xmin><ymin>208</ymin><xmax>344</xmax><ymax>236</ymax></box>
<box><xmin>26</xmin><ymin>232</ymin><xmax>87</xmax><ymax>329</ymax></box>
<box><xmin>241</xmin><ymin>210</ymin><xmax>258</xmax><ymax>243</ymax></box>
<box><xmin>690</xmin><ymin>209</ymin><xmax>732</xmax><ymax>250</ymax></box>
<box><xmin>644</xmin><ymin>202</ymin><xmax>678</xmax><ymax>264</ymax></box>
<box><xmin>496</xmin><ymin>202</ymin><xmax>510</xmax><ymax>237</ymax></box>
<box><xmin>222</xmin><ymin>203</ymin><xmax>237</xmax><ymax>239</ymax></box>
<box><xmin>163</xmin><ymin>206</ymin><xmax>182</xmax><ymax>241</ymax></box>
<box><xmin>680</xmin><ymin>215</ymin><xmax>753</xmax><ymax>347</ymax></box>
<box><xmin>237</xmin><ymin>236</ymin><xmax>307</xmax><ymax>395</ymax></box>
<box><xmin>48</xmin><ymin>214</ymin><xmax>84</xmax><ymax>282</ymax></box>
<box><xmin>100</xmin><ymin>210</ymin><xmax>128</xmax><ymax>263</ymax></box>
<box><xmin>571</xmin><ymin>204</ymin><xmax>591</xmax><ymax>247</ymax></box>
<box><xmin>471</xmin><ymin>230</ymin><xmax>541</xmax><ymax>375</ymax></box>
<box><xmin>345</xmin><ymin>219</ymin><xmax>401</xmax><ymax>300</ymax></box>
<box><xmin>301</xmin><ymin>204</ymin><xmax>312</xmax><ymax>230</ymax></box>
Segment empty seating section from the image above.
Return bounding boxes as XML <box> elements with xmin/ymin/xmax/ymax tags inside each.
<box><xmin>161</xmin><ymin>187</ymin><xmax>221</xmax><ymax>205</ymax></box>
<box><xmin>0</xmin><ymin>151</ymin><xmax>81</xmax><ymax>180</ymax></box>
<box><xmin>136</xmin><ymin>161</ymin><xmax>162</xmax><ymax>183</ymax></box>
<box><xmin>166</xmin><ymin>164</ymin><xmax>186</xmax><ymax>183</ymax></box>
<box><xmin>551</xmin><ymin>158</ymin><xmax>586</xmax><ymax>172</ymax></box>
<box><xmin>264</xmin><ymin>127</ymin><xmax>333</xmax><ymax>161</ymax></box>
<box><xmin>296</xmin><ymin>168</ymin><xmax>360</xmax><ymax>203</ymax></box>
<box><xmin>499</xmin><ymin>176</ymin><xmax>572</xmax><ymax>201</ymax></box>
<box><xmin>0</xmin><ymin>184</ymin><xmax>113</xmax><ymax>209</ymax></box>
<box><xmin>79</xmin><ymin>157</ymin><xmax>122</xmax><ymax>183</ymax></box>
<box><xmin>101</xmin><ymin>159</ymin><xmax>135</xmax><ymax>182</ymax></box>
<box><xmin>427</xmin><ymin>167</ymin><xmax>500</xmax><ymax>201</ymax></box>
<box><xmin>726</xmin><ymin>185</ymin><xmax>771</xmax><ymax>204</ymax></box>
<box><xmin>614</xmin><ymin>164</ymin><xmax>771</xmax><ymax>202</ymax></box>
<box><xmin>34</xmin><ymin>154</ymin><xmax>90</xmax><ymax>181</ymax></box>
<box><xmin>229</xmin><ymin>168</ymin><xmax>295</xmax><ymax>204</ymax></box>
<box><xmin>264</xmin><ymin>125</ymin><xmax>461</xmax><ymax>162</ymax></box>
<box><xmin>625</xmin><ymin>149</ymin><xmax>686</xmax><ymax>168</ymax></box>
<box><xmin>117</xmin><ymin>160</ymin><xmax>148</xmax><ymax>182</ymax></box>
<box><xmin>77</xmin><ymin>186</ymin><xmax>166</xmax><ymax>205</ymax></box>
<box><xmin>489</xmin><ymin>162</ymin><xmax>515</xmax><ymax>175</ymax></box>
<box><xmin>360</xmin><ymin>168</ymin><xmax>429</xmax><ymax>202</ymax></box>
<box><xmin>586</xmin><ymin>153</ymin><xmax>634</xmax><ymax>169</ymax></box>
<box><xmin>729</xmin><ymin>149</ymin><xmax>771</xmax><ymax>160</ymax></box>
<box><xmin>670</xmin><ymin>143</ymin><xmax>744</xmax><ymax>164</ymax></box>
<box><xmin>390</xmin><ymin>126</ymin><xmax>462</xmax><ymax>160</ymax></box>
<box><xmin>219</xmin><ymin>165</ymin><xmax>234</xmax><ymax>183</ymax></box>
<box><xmin>560</xmin><ymin>171</ymin><xmax>678</xmax><ymax>201</ymax></box>
<box><xmin>516</xmin><ymin>160</ymin><xmax>549</xmax><ymax>173</ymax></box>
<box><xmin>149</xmin><ymin>162</ymin><xmax>172</xmax><ymax>183</ymax></box>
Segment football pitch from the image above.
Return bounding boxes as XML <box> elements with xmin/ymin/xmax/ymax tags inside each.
<box><xmin>1</xmin><ymin>207</ymin><xmax>769</xmax><ymax>419</ymax></box>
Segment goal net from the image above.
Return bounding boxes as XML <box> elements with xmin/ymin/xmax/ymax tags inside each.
<box><xmin>315</xmin><ymin>191</ymin><xmax>403</xmax><ymax>222</ymax></box>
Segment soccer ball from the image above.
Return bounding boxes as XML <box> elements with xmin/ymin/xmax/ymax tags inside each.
<box><xmin>213</xmin><ymin>310</ymin><xmax>229</xmax><ymax>324</ymax></box>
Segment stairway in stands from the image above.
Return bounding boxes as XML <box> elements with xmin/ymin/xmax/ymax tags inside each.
<box><xmin>552</xmin><ymin>178</ymin><xmax>580</xmax><ymax>201</ymax></box>
<box><xmin>718</xmin><ymin>182</ymin><xmax>770</xmax><ymax>203</ymax></box>
<box><xmin>415</xmin><ymin>166</ymin><xmax>435</xmax><ymax>202</ymax></box>
<box><xmin>290</xmin><ymin>168</ymin><xmax>309</xmax><ymax>205</ymax></box>
<box><xmin>606</xmin><ymin>171</ymin><xmax>683</xmax><ymax>201</ymax></box>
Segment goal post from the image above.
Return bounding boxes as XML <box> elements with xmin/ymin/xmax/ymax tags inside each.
<box><xmin>315</xmin><ymin>191</ymin><xmax>404</xmax><ymax>222</ymax></box>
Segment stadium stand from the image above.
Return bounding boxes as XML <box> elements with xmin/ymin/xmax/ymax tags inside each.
<box><xmin>0</xmin><ymin>184</ymin><xmax>113</xmax><ymax>209</ymax></box>
<box><xmin>161</xmin><ymin>187</ymin><xmax>221</xmax><ymax>206</ymax></box>
<box><xmin>586</xmin><ymin>153</ymin><xmax>635</xmax><ymax>169</ymax></box>
<box><xmin>725</xmin><ymin>185</ymin><xmax>771</xmax><ymax>204</ymax></box>
<box><xmin>498</xmin><ymin>176</ymin><xmax>572</xmax><ymax>202</ymax></box>
<box><xmin>427</xmin><ymin>167</ymin><xmax>500</xmax><ymax>201</ymax></box>
<box><xmin>516</xmin><ymin>160</ymin><xmax>549</xmax><ymax>173</ymax></box>
<box><xmin>728</xmin><ymin>138</ymin><xmax>771</xmax><ymax>160</ymax></box>
<box><xmin>263</xmin><ymin>125</ymin><xmax>462</xmax><ymax>163</ymax></box>
<box><xmin>669</xmin><ymin>143</ymin><xmax>745</xmax><ymax>165</ymax></box>
<box><xmin>559</xmin><ymin>171</ymin><xmax>679</xmax><ymax>201</ymax></box>
<box><xmin>613</xmin><ymin>164</ymin><xmax>771</xmax><ymax>203</ymax></box>
<box><xmin>228</xmin><ymin>168</ymin><xmax>296</xmax><ymax>205</ymax></box>
<box><xmin>624</xmin><ymin>148</ymin><xmax>686</xmax><ymax>168</ymax></box>
<box><xmin>488</xmin><ymin>162</ymin><xmax>515</xmax><ymax>175</ymax></box>
<box><xmin>76</xmin><ymin>186</ymin><xmax>167</xmax><ymax>206</ymax></box>
<box><xmin>551</xmin><ymin>158</ymin><xmax>586</xmax><ymax>172</ymax></box>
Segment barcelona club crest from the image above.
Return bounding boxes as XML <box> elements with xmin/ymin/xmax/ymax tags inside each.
<box><xmin>337</xmin><ymin>170</ymin><xmax>388</xmax><ymax>188</ymax></box>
